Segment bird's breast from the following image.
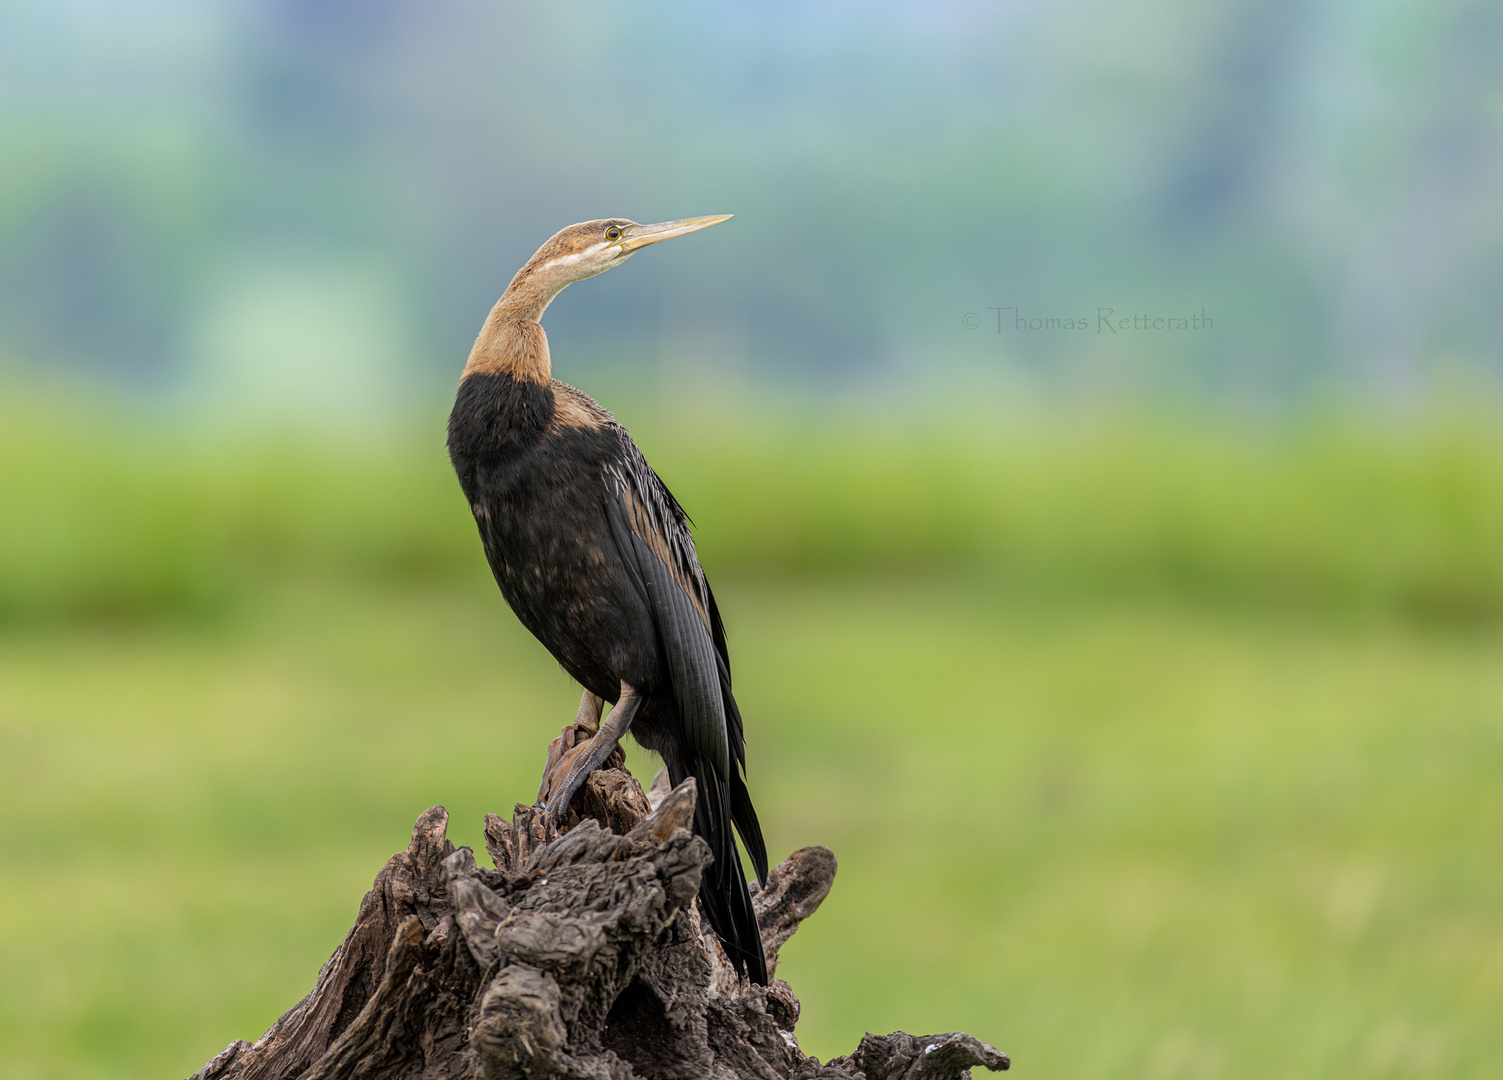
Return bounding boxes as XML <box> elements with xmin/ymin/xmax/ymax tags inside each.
<box><xmin>448</xmin><ymin>373</ymin><xmax>657</xmax><ymax>694</ymax></box>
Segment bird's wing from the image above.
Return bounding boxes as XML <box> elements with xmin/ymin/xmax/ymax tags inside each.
<box><xmin>603</xmin><ymin>438</ymin><xmax>731</xmax><ymax>780</ymax></box>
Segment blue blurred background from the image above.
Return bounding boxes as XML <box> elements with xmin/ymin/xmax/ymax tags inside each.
<box><xmin>3</xmin><ymin>3</ymin><xmax>1503</xmax><ymax>1079</ymax></box>
<box><xmin>5</xmin><ymin>0</ymin><xmax>1501</xmax><ymax>409</ymax></box>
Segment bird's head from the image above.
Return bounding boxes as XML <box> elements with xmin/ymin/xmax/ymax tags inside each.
<box><xmin>505</xmin><ymin>215</ymin><xmax>731</xmax><ymax>316</ymax></box>
<box><xmin>471</xmin><ymin>214</ymin><xmax>731</xmax><ymax>380</ymax></box>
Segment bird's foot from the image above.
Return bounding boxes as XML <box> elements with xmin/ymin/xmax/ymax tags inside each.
<box><xmin>541</xmin><ymin>734</ymin><xmax>630</xmax><ymax>821</ymax></box>
<box><xmin>537</xmin><ymin>721</ymin><xmax>617</xmax><ymax>809</ymax></box>
<box><xmin>537</xmin><ymin>691</ymin><xmax>606</xmax><ymax>805</ymax></box>
<box><xmin>538</xmin><ymin>684</ymin><xmax>641</xmax><ymax>824</ymax></box>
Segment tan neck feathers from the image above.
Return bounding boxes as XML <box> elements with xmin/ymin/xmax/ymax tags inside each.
<box><xmin>462</xmin><ymin>243</ymin><xmax>591</xmax><ymax>382</ymax></box>
<box><xmin>462</xmin><ymin>313</ymin><xmax>551</xmax><ymax>383</ymax></box>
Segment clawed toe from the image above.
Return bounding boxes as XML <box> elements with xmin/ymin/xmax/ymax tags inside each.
<box><xmin>543</xmin><ymin>784</ymin><xmax>575</xmax><ymax>824</ymax></box>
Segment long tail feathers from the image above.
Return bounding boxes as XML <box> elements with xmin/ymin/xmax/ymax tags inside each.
<box><xmin>669</xmin><ymin>756</ymin><xmax>768</xmax><ymax>985</ymax></box>
<box><xmin>731</xmin><ymin>768</ymin><xmax>768</xmax><ymax>887</ymax></box>
<box><xmin>719</xmin><ymin>684</ymin><xmax>769</xmax><ymax>887</ymax></box>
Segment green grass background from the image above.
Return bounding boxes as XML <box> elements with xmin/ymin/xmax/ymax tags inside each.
<box><xmin>2</xmin><ymin>391</ymin><xmax>1502</xmax><ymax>1078</ymax></box>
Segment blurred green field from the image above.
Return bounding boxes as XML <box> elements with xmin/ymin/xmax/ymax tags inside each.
<box><xmin>6</xmin><ymin>390</ymin><xmax>1503</xmax><ymax>627</ymax></box>
<box><xmin>2</xmin><ymin>396</ymin><xmax>1503</xmax><ymax>1078</ymax></box>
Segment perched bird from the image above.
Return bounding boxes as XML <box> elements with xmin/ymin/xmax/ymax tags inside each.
<box><xmin>447</xmin><ymin>216</ymin><xmax>769</xmax><ymax>983</ymax></box>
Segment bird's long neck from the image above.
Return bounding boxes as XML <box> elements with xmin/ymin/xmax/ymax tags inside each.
<box><xmin>462</xmin><ymin>256</ymin><xmax>576</xmax><ymax>384</ymax></box>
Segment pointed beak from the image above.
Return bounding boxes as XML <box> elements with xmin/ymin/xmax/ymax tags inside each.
<box><xmin>618</xmin><ymin>214</ymin><xmax>732</xmax><ymax>254</ymax></box>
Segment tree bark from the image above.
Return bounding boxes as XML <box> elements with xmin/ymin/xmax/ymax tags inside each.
<box><xmin>188</xmin><ymin>754</ymin><xmax>1009</xmax><ymax>1080</ymax></box>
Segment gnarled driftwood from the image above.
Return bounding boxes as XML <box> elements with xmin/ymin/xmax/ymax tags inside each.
<box><xmin>188</xmin><ymin>756</ymin><xmax>1008</xmax><ymax>1080</ymax></box>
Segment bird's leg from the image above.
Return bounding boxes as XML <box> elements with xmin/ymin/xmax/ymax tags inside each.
<box><xmin>574</xmin><ymin>689</ymin><xmax>605</xmax><ymax>732</ymax></box>
<box><xmin>544</xmin><ymin>682</ymin><xmax>641</xmax><ymax>822</ymax></box>
<box><xmin>538</xmin><ymin>690</ymin><xmax>605</xmax><ymax>803</ymax></box>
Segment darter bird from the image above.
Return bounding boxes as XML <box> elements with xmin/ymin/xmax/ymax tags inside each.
<box><xmin>446</xmin><ymin>215</ymin><xmax>769</xmax><ymax>983</ymax></box>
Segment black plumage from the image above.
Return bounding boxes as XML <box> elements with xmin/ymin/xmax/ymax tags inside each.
<box><xmin>446</xmin><ymin>216</ymin><xmax>768</xmax><ymax>982</ymax></box>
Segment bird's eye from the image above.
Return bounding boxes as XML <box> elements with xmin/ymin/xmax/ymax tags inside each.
<box><xmin>605</xmin><ymin>226</ymin><xmax>621</xmax><ymax>241</ymax></box>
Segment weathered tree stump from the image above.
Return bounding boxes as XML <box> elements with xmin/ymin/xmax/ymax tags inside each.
<box><xmin>188</xmin><ymin>759</ymin><xmax>1008</xmax><ymax>1080</ymax></box>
